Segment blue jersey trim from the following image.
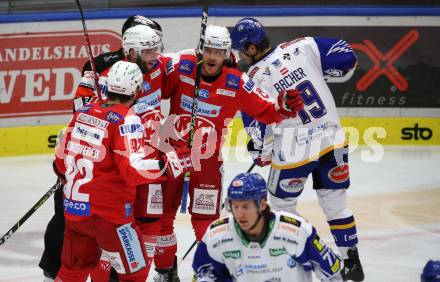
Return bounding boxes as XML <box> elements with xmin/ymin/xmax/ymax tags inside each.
<box><xmin>1</xmin><ymin>6</ymin><xmax>440</xmax><ymax>23</ymax></box>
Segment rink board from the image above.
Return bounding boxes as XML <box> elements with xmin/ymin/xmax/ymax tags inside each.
<box><xmin>1</xmin><ymin>117</ymin><xmax>439</xmax><ymax>157</ymax></box>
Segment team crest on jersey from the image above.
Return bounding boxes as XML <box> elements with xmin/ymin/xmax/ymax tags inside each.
<box><xmin>280</xmin><ymin>215</ymin><xmax>301</xmax><ymax>227</ymax></box>
<box><xmin>198</xmin><ymin>89</ymin><xmax>209</xmax><ymax>100</ymax></box>
<box><xmin>142</xmin><ymin>81</ymin><xmax>151</xmax><ymax>92</ymax></box>
<box><xmin>226</xmin><ymin>74</ymin><xmax>240</xmax><ymax>90</ymax></box>
<box><xmin>179</xmin><ymin>59</ymin><xmax>195</xmax><ymax>74</ymax></box>
<box><xmin>105</xmin><ymin>111</ymin><xmax>122</xmax><ymax>123</ymax></box>
<box><xmin>271</xmin><ymin>59</ymin><xmax>282</xmax><ymax>68</ymax></box>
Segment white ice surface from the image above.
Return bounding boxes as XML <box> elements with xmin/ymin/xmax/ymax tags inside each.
<box><xmin>0</xmin><ymin>146</ymin><xmax>439</xmax><ymax>281</ymax></box>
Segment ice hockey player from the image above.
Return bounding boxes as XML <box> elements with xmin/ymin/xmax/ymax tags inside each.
<box><xmin>123</xmin><ymin>24</ymin><xmax>193</xmax><ymax>279</ymax></box>
<box><xmin>74</xmin><ymin>15</ymin><xmax>164</xmax><ymax>111</ymax></box>
<box><xmin>230</xmin><ymin>18</ymin><xmax>363</xmax><ymax>281</ymax></box>
<box><xmin>53</xmin><ymin>61</ymin><xmax>160</xmax><ymax>282</ymax></box>
<box><xmin>153</xmin><ymin>24</ymin><xmax>304</xmax><ymax>281</ymax></box>
<box><xmin>193</xmin><ymin>172</ymin><xmax>344</xmax><ymax>281</ymax></box>
<box><xmin>38</xmin><ymin>15</ymin><xmax>163</xmax><ymax>281</ymax></box>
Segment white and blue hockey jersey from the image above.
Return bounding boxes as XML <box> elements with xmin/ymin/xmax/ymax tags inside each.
<box><xmin>192</xmin><ymin>211</ymin><xmax>343</xmax><ymax>281</ymax></box>
<box><xmin>242</xmin><ymin>37</ymin><xmax>357</xmax><ymax>169</ymax></box>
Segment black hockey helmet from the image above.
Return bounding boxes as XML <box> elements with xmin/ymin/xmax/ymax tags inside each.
<box><xmin>122</xmin><ymin>15</ymin><xmax>162</xmax><ymax>38</ymax></box>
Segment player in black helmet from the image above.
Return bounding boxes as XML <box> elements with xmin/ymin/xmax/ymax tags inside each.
<box><xmin>38</xmin><ymin>15</ymin><xmax>163</xmax><ymax>282</ymax></box>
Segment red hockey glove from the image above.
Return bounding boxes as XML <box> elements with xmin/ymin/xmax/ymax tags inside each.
<box><xmin>276</xmin><ymin>89</ymin><xmax>304</xmax><ymax>118</ymax></box>
<box><xmin>76</xmin><ymin>71</ymin><xmax>96</xmax><ymax>98</ymax></box>
<box><xmin>161</xmin><ymin>146</ymin><xmax>192</xmax><ymax>179</ymax></box>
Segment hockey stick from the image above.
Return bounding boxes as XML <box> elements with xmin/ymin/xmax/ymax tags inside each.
<box><xmin>180</xmin><ymin>162</ymin><xmax>256</xmax><ymax>262</ymax></box>
<box><xmin>180</xmin><ymin>0</ymin><xmax>209</xmax><ymax>214</ymax></box>
<box><xmin>0</xmin><ymin>179</ymin><xmax>63</xmax><ymax>246</ymax></box>
<box><xmin>74</xmin><ymin>0</ymin><xmax>102</xmax><ymax>101</ymax></box>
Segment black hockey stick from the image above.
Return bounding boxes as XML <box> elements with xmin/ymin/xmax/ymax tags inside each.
<box><xmin>74</xmin><ymin>0</ymin><xmax>103</xmax><ymax>101</ymax></box>
<box><xmin>0</xmin><ymin>179</ymin><xmax>63</xmax><ymax>246</ymax></box>
<box><xmin>180</xmin><ymin>0</ymin><xmax>209</xmax><ymax>214</ymax></box>
<box><xmin>180</xmin><ymin>162</ymin><xmax>256</xmax><ymax>262</ymax></box>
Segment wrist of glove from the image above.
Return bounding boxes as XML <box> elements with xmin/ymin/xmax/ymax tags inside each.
<box><xmin>276</xmin><ymin>89</ymin><xmax>304</xmax><ymax>118</ymax></box>
<box><xmin>161</xmin><ymin>146</ymin><xmax>192</xmax><ymax>179</ymax></box>
<box><xmin>247</xmin><ymin>140</ymin><xmax>271</xmax><ymax>167</ymax></box>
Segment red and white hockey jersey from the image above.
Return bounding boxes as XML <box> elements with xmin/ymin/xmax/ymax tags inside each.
<box><xmin>54</xmin><ymin>101</ymin><xmax>163</xmax><ymax>224</ymax></box>
<box><xmin>162</xmin><ymin>53</ymin><xmax>284</xmax><ymax>157</ymax></box>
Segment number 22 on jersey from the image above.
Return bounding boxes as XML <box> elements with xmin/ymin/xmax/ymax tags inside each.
<box><xmin>63</xmin><ymin>155</ymin><xmax>93</xmax><ymax>216</ymax></box>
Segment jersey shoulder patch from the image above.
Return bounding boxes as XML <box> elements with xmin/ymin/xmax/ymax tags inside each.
<box><xmin>210</xmin><ymin>217</ymin><xmax>229</xmax><ymax>229</ymax></box>
<box><xmin>279</xmin><ymin>215</ymin><xmax>301</xmax><ymax>227</ymax></box>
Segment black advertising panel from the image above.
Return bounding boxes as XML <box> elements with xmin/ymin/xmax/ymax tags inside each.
<box><xmin>253</xmin><ymin>26</ymin><xmax>440</xmax><ymax>108</ymax></box>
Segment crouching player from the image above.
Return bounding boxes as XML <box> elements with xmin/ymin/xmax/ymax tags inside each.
<box><xmin>193</xmin><ymin>173</ymin><xmax>343</xmax><ymax>281</ymax></box>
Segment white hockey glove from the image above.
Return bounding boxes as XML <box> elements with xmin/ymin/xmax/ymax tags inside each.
<box><xmin>161</xmin><ymin>146</ymin><xmax>192</xmax><ymax>179</ymax></box>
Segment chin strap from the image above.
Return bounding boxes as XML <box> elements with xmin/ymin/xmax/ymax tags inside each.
<box><xmin>247</xmin><ymin>212</ymin><xmax>263</xmax><ymax>231</ymax></box>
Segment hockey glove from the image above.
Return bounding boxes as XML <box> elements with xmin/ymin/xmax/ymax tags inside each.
<box><xmin>52</xmin><ymin>160</ymin><xmax>66</xmax><ymax>182</ymax></box>
<box><xmin>247</xmin><ymin>139</ymin><xmax>271</xmax><ymax>167</ymax></box>
<box><xmin>225</xmin><ymin>51</ymin><xmax>238</xmax><ymax>69</ymax></box>
<box><xmin>276</xmin><ymin>89</ymin><xmax>304</xmax><ymax>118</ymax></box>
<box><xmin>76</xmin><ymin>71</ymin><xmax>96</xmax><ymax>98</ymax></box>
<box><xmin>161</xmin><ymin>146</ymin><xmax>192</xmax><ymax>179</ymax></box>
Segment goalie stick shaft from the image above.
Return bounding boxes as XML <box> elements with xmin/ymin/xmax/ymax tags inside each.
<box><xmin>0</xmin><ymin>180</ymin><xmax>63</xmax><ymax>246</ymax></box>
<box><xmin>180</xmin><ymin>163</ymin><xmax>256</xmax><ymax>262</ymax></box>
<box><xmin>180</xmin><ymin>0</ymin><xmax>209</xmax><ymax>214</ymax></box>
<box><xmin>74</xmin><ymin>0</ymin><xmax>103</xmax><ymax>101</ymax></box>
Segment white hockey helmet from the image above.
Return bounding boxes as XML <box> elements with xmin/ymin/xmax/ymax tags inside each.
<box><xmin>203</xmin><ymin>25</ymin><xmax>231</xmax><ymax>59</ymax></box>
<box><xmin>122</xmin><ymin>25</ymin><xmax>162</xmax><ymax>57</ymax></box>
<box><xmin>107</xmin><ymin>61</ymin><xmax>143</xmax><ymax>96</ymax></box>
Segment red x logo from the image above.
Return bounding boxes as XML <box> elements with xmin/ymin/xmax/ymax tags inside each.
<box><xmin>351</xmin><ymin>29</ymin><xmax>419</xmax><ymax>92</ymax></box>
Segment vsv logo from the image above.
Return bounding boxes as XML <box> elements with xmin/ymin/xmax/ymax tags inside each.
<box><xmin>351</xmin><ymin>29</ymin><xmax>419</xmax><ymax>92</ymax></box>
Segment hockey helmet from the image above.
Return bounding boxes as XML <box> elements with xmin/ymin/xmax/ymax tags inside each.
<box><xmin>227</xmin><ymin>173</ymin><xmax>267</xmax><ymax>205</ymax></box>
<box><xmin>230</xmin><ymin>18</ymin><xmax>266</xmax><ymax>51</ymax></box>
<box><xmin>123</xmin><ymin>25</ymin><xmax>162</xmax><ymax>57</ymax></box>
<box><xmin>203</xmin><ymin>25</ymin><xmax>232</xmax><ymax>59</ymax></box>
<box><xmin>421</xmin><ymin>260</ymin><xmax>440</xmax><ymax>282</ymax></box>
<box><xmin>122</xmin><ymin>15</ymin><xmax>162</xmax><ymax>39</ymax></box>
<box><xmin>107</xmin><ymin>61</ymin><xmax>143</xmax><ymax>96</ymax></box>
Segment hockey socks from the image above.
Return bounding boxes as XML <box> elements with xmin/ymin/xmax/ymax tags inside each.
<box><xmin>191</xmin><ymin>217</ymin><xmax>216</xmax><ymax>241</ymax></box>
<box><xmin>154</xmin><ymin>233</ymin><xmax>177</xmax><ymax>269</ymax></box>
<box><xmin>328</xmin><ymin>215</ymin><xmax>358</xmax><ymax>248</ymax></box>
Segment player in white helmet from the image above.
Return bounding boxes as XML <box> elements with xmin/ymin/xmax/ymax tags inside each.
<box><xmin>123</xmin><ymin>24</ymin><xmax>162</xmax><ymax>74</ymax></box>
<box><xmin>193</xmin><ymin>172</ymin><xmax>344</xmax><ymax>281</ymax></box>
<box><xmin>54</xmin><ymin>61</ymin><xmax>160</xmax><ymax>282</ymax></box>
<box><xmin>153</xmin><ymin>24</ymin><xmax>303</xmax><ymax>281</ymax></box>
